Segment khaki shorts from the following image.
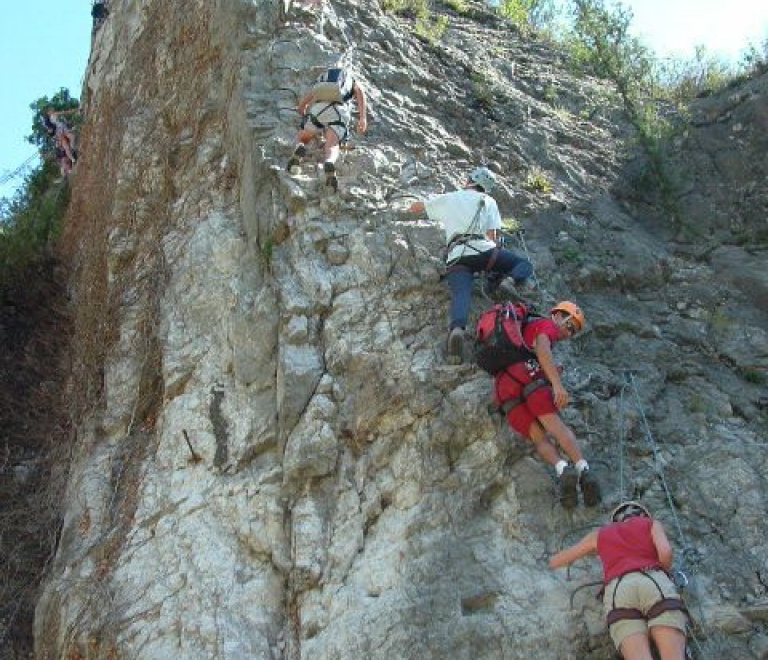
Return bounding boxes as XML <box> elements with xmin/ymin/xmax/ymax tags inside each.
<box><xmin>603</xmin><ymin>569</ymin><xmax>687</xmax><ymax>649</ymax></box>
<box><xmin>305</xmin><ymin>102</ymin><xmax>351</xmax><ymax>141</ymax></box>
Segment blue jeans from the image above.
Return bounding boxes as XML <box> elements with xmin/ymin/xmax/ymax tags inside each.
<box><xmin>446</xmin><ymin>248</ymin><xmax>532</xmax><ymax>330</ymax></box>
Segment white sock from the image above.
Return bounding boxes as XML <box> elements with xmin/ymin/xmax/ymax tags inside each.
<box><xmin>575</xmin><ymin>459</ymin><xmax>589</xmax><ymax>473</ymax></box>
<box><xmin>555</xmin><ymin>460</ymin><xmax>569</xmax><ymax>476</ymax></box>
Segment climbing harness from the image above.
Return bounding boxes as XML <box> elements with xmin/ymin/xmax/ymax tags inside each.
<box><xmin>605</xmin><ymin>569</ymin><xmax>689</xmax><ymax>627</ymax></box>
<box><xmin>301</xmin><ymin>101</ymin><xmax>352</xmax><ymax>143</ymax></box>
<box><xmin>444</xmin><ymin>197</ymin><xmax>487</xmax><ymax>266</ymax></box>
<box><xmin>490</xmin><ymin>377</ymin><xmax>548</xmax><ymax>415</ymax></box>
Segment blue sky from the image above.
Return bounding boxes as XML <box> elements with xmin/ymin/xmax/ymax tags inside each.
<box><xmin>622</xmin><ymin>0</ymin><xmax>768</xmax><ymax>60</ymax></box>
<box><xmin>1</xmin><ymin>1</ymin><xmax>767</xmax><ymax>201</ymax></box>
<box><xmin>0</xmin><ymin>2</ymin><xmax>92</xmax><ymax>200</ymax></box>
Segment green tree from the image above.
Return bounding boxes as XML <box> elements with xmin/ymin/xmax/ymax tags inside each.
<box><xmin>498</xmin><ymin>0</ymin><xmax>557</xmax><ymax>33</ymax></box>
<box><xmin>568</xmin><ymin>0</ymin><xmax>653</xmax><ymax>104</ymax></box>
<box><xmin>657</xmin><ymin>45</ymin><xmax>732</xmax><ymax>104</ymax></box>
<box><xmin>565</xmin><ymin>0</ymin><xmax>680</xmax><ymax>225</ymax></box>
<box><xmin>0</xmin><ymin>162</ymin><xmax>69</xmax><ymax>285</ymax></box>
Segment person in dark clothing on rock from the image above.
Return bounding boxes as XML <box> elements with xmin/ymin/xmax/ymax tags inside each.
<box><xmin>92</xmin><ymin>1</ymin><xmax>109</xmax><ymax>31</ymax></box>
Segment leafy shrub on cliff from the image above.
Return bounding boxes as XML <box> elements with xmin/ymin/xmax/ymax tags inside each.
<box><xmin>0</xmin><ymin>164</ymin><xmax>69</xmax><ymax>287</ymax></box>
<box><xmin>381</xmin><ymin>0</ymin><xmax>431</xmax><ymax>19</ymax></box>
<box><xmin>656</xmin><ymin>45</ymin><xmax>734</xmax><ymax>104</ymax></box>
<box><xmin>497</xmin><ymin>0</ymin><xmax>556</xmax><ymax>35</ymax></box>
<box><xmin>563</xmin><ymin>0</ymin><xmax>681</xmax><ymax>224</ymax></box>
<box><xmin>382</xmin><ymin>0</ymin><xmax>449</xmax><ymax>44</ymax></box>
<box><xmin>740</xmin><ymin>36</ymin><xmax>768</xmax><ymax>75</ymax></box>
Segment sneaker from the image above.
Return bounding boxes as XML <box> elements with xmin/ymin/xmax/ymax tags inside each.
<box><xmin>580</xmin><ymin>468</ymin><xmax>601</xmax><ymax>507</ymax></box>
<box><xmin>286</xmin><ymin>144</ymin><xmax>307</xmax><ymax>172</ymax></box>
<box><xmin>324</xmin><ymin>161</ymin><xmax>338</xmax><ymax>192</ymax></box>
<box><xmin>497</xmin><ymin>279</ymin><xmax>522</xmax><ymax>300</ymax></box>
<box><xmin>447</xmin><ymin>327</ymin><xmax>465</xmax><ymax>360</ymax></box>
<box><xmin>558</xmin><ymin>466</ymin><xmax>578</xmax><ymax>510</ymax></box>
<box><xmin>484</xmin><ymin>278</ymin><xmax>524</xmax><ymax>302</ymax></box>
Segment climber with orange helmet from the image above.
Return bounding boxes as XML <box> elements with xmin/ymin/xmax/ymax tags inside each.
<box><xmin>492</xmin><ymin>300</ymin><xmax>601</xmax><ymax>508</ymax></box>
<box><xmin>408</xmin><ymin>166</ymin><xmax>533</xmax><ymax>362</ymax></box>
<box><xmin>549</xmin><ymin>501</ymin><xmax>688</xmax><ymax>660</ymax></box>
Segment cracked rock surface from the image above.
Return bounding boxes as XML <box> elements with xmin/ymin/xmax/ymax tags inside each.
<box><xmin>34</xmin><ymin>1</ymin><xmax>767</xmax><ymax>659</ymax></box>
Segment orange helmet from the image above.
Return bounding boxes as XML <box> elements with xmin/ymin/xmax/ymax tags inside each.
<box><xmin>551</xmin><ymin>301</ymin><xmax>585</xmax><ymax>333</ymax></box>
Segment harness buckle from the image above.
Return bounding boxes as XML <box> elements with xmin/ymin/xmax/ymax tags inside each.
<box><xmin>673</xmin><ymin>570</ymin><xmax>689</xmax><ymax>589</ymax></box>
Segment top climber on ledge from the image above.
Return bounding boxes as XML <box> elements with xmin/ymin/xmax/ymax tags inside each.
<box><xmin>91</xmin><ymin>1</ymin><xmax>109</xmax><ymax>32</ymax></box>
<box><xmin>286</xmin><ymin>61</ymin><xmax>368</xmax><ymax>192</ymax></box>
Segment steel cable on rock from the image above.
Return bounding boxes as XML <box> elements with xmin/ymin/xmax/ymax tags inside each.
<box><xmin>618</xmin><ymin>371</ymin><xmax>710</xmax><ymax>658</ymax></box>
<box><xmin>617</xmin><ymin>380</ymin><xmax>629</xmax><ymax>500</ymax></box>
<box><xmin>625</xmin><ymin>372</ymin><xmax>687</xmax><ymax>545</ymax></box>
<box><xmin>0</xmin><ymin>153</ymin><xmax>40</xmax><ymax>187</ymax></box>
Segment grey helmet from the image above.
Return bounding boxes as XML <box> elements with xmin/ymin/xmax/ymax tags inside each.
<box><xmin>468</xmin><ymin>166</ymin><xmax>497</xmax><ymax>193</ymax></box>
<box><xmin>610</xmin><ymin>500</ymin><xmax>651</xmax><ymax>523</ymax></box>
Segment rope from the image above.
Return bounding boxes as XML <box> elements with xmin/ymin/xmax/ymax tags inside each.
<box><xmin>625</xmin><ymin>372</ymin><xmax>688</xmax><ymax>546</ymax></box>
<box><xmin>0</xmin><ymin>153</ymin><xmax>40</xmax><ymax>187</ymax></box>
<box><xmin>618</xmin><ymin>371</ymin><xmax>710</xmax><ymax>657</ymax></box>
<box><xmin>617</xmin><ymin>380</ymin><xmax>629</xmax><ymax>499</ymax></box>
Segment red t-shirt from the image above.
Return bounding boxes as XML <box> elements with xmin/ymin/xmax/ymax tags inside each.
<box><xmin>597</xmin><ymin>516</ymin><xmax>662</xmax><ymax>583</ymax></box>
<box><xmin>493</xmin><ymin>318</ymin><xmax>560</xmax><ymax>402</ymax></box>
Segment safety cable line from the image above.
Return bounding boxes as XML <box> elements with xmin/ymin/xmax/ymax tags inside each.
<box><xmin>620</xmin><ymin>372</ymin><xmax>709</xmax><ymax>658</ymax></box>
<box><xmin>617</xmin><ymin>381</ymin><xmax>629</xmax><ymax>499</ymax></box>
<box><xmin>625</xmin><ymin>372</ymin><xmax>688</xmax><ymax>547</ymax></box>
<box><xmin>0</xmin><ymin>152</ymin><xmax>39</xmax><ymax>186</ymax></box>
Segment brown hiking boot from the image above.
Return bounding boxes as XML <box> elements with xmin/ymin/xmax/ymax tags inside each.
<box><xmin>324</xmin><ymin>161</ymin><xmax>338</xmax><ymax>192</ymax></box>
<box><xmin>446</xmin><ymin>327</ymin><xmax>465</xmax><ymax>363</ymax></box>
<box><xmin>558</xmin><ymin>466</ymin><xmax>578</xmax><ymax>510</ymax></box>
<box><xmin>580</xmin><ymin>468</ymin><xmax>601</xmax><ymax>507</ymax></box>
<box><xmin>286</xmin><ymin>144</ymin><xmax>307</xmax><ymax>172</ymax></box>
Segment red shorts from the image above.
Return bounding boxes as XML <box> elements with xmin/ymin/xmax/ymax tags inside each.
<box><xmin>495</xmin><ymin>372</ymin><xmax>557</xmax><ymax>439</ymax></box>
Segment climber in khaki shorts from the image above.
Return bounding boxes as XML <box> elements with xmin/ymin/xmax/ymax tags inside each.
<box><xmin>286</xmin><ymin>63</ymin><xmax>368</xmax><ymax>191</ymax></box>
<box><xmin>549</xmin><ymin>501</ymin><xmax>688</xmax><ymax>660</ymax></box>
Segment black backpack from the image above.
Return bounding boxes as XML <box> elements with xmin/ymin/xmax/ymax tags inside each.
<box><xmin>474</xmin><ymin>302</ymin><xmax>539</xmax><ymax>375</ymax></box>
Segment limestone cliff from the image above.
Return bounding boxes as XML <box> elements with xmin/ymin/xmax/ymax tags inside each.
<box><xmin>35</xmin><ymin>1</ymin><xmax>768</xmax><ymax>659</ymax></box>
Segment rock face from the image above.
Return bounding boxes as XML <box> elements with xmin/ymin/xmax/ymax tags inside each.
<box><xmin>35</xmin><ymin>1</ymin><xmax>767</xmax><ymax>659</ymax></box>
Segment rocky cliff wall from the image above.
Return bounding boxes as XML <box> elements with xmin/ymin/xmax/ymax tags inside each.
<box><xmin>36</xmin><ymin>1</ymin><xmax>767</xmax><ymax>659</ymax></box>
